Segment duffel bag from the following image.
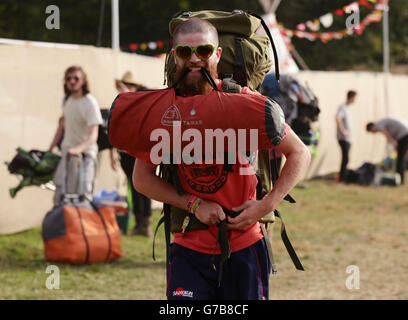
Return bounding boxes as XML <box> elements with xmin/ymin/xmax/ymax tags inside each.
<box><xmin>42</xmin><ymin>154</ymin><xmax>122</xmax><ymax>264</ymax></box>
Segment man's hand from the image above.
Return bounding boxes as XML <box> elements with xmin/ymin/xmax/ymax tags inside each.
<box><xmin>226</xmin><ymin>200</ymin><xmax>271</xmax><ymax>230</ymax></box>
<box><xmin>68</xmin><ymin>147</ymin><xmax>82</xmax><ymax>156</ymax></box>
<box><xmin>109</xmin><ymin>149</ymin><xmax>118</xmax><ymax>171</ymax></box>
<box><xmin>194</xmin><ymin>200</ymin><xmax>226</xmax><ymax>226</ymax></box>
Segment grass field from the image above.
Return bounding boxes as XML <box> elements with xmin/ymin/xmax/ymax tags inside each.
<box><xmin>1</xmin><ymin>179</ymin><xmax>407</xmax><ymax>300</ymax></box>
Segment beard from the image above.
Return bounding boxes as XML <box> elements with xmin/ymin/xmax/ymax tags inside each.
<box><xmin>174</xmin><ymin>63</ymin><xmax>218</xmax><ymax>96</ymax></box>
<box><xmin>65</xmin><ymin>84</ymin><xmax>83</xmax><ymax>96</ymax></box>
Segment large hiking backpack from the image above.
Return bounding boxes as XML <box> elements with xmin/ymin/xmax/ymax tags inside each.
<box><xmin>5</xmin><ymin>148</ymin><xmax>61</xmax><ymax>198</ymax></box>
<box><xmin>261</xmin><ymin>73</ymin><xmax>320</xmax><ymax>152</ymax></box>
<box><xmin>345</xmin><ymin>162</ymin><xmax>382</xmax><ymax>186</ymax></box>
<box><xmin>153</xmin><ymin>10</ymin><xmax>304</xmax><ymax>278</ymax></box>
<box><xmin>261</xmin><ymin>73</ymin><xmax>320</xmax><ymax>125</ymax></box>
<box><xmin>164</xmin><ymin>9</ymin><xmax>281</xmax><ymax>201</ymax></box>
<box><xmin>165</xmin><ymin>10</ymin><xmax>280</xmax><ymax>91</ymax></box>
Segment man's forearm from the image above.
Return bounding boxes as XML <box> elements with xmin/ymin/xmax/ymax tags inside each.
<box><xmin>133</xmin><ymin>160</ymin><xmax>190</xmax><ymax>211</ymax></box>
<box><xmin>49</xmin><ymin>123</ymin><xmax>64</xmax><ymax>151</ymax></box>
<box><xmin>261</xmin><ymin>142</ymin><xmax>311</xmax><ymax>214</ymax></box>
<box><xmin>336</xmin><ymin>117</ymin><xmax>347</xmax><ymax>137</ymax></box>
<box><xmin>73</xmin><ymin>125</ymin><xmax>99</xmax><ymax>153</ymax></box>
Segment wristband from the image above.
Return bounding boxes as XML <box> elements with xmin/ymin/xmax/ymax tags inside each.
<box><xmin>190</xmin><ymin>198</ymin><xmax>202</xmax><ymax>214</ymax></box>
<box><xmin>186</xmin><ymin>195</ymin><xmax>198</xmax><ymax>212</ymax></box>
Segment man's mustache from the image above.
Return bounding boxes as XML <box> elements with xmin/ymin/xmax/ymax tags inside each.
<box><xmin>184</xmin><ymin>64</ymin><xmax>207</xmax><ymax>72</ymax></box>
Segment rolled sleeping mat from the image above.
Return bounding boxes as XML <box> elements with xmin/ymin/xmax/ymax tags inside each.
<box><xmin>108</xmin><ymin>88</ymin><xmax>287</xmax><ymax>162</ymax></box>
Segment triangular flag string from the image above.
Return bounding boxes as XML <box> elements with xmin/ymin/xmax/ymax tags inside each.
<box><xmin>295</xmin><ymin>0</ymin><xmax>385</xmax><ymax>31</ymax></box>
<box><xmin>284</xmin><ymin>0</ymin><xmax>388</xmax><ymax>43</ymax></box>
<box><xmin>121</xmin><ymin>0</ymin><xmax>389</xmax><ymax>51</ymax></box>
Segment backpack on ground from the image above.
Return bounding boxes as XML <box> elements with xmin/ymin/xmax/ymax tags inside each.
<box><xmin>5</xmin><ymin>148</ymin><xmax>60</xmax><ymax>198</ymax></box>
<box><xmin>345</xmin><ymin>162</ymin><xmax>382</xmax><ymax>186</ymax></box>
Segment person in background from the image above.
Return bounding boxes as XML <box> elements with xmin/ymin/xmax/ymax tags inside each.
<box><xmin>366</xmin><ymin>117</ymin><xmax>408</xmax><ymax>185</ymax></box>
<box><xmin>110</xmin><ymin>71</ymin><xmax>152</xmax><ymax>237</ymax></box>
<box><xmin>335</xmin><ymin>90</ymin><xmax>357</xmax><ymax>183</ymax></box>
<box><xmin>49</xmin><ymin>65</ymin><xmax>102</xmax><ymax>205</ymax></box>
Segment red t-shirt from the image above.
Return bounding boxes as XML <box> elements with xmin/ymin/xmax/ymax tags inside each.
<box><xmin>132</xmin><ymin>84</ymin><xmax>288</xmax><ymax>254</ymax></box>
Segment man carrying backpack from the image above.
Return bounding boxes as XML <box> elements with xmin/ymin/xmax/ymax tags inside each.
<box><xmin>129</xmin><ymin>17</ymin><xmax>310</xmax><ymax>300</ymax></box>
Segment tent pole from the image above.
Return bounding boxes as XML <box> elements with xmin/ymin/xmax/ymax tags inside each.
<box><xmin>97</xmin><ymin>0</ymin><xmax>106</xmax><ymax>47</ymax></box>
<box><xmin>270</xmin><ymin>0</ymin><xmax>282</xmax><ymax>13</ymax></box>
<box><xmin>382</xmin><ymin>0</ymin><xmax>390</xmax><ymax>116</ymax></box>
<box><xmin>290</xmin><ymin>48</ymin><xmax>310</xmax><ymax>70</ymax></box>
<box><xmin>111</xmin><ymin>0</ymin><xmax>120</xmax><ymax>50</ymax></box>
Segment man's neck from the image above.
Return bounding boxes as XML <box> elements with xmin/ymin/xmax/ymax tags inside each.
<box><xmin>70</xmin><ymin>91</ymin><xmax>84</xmax><ymax>99</ymax></box>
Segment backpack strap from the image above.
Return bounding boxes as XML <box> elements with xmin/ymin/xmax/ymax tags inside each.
<box><xmin>260</xmin><ymin>222</ymin><xmax>277</xmax><ymax>274</ymax></box>
<box><xmin>152</xmin><ymin>213</ymin><xmax>165</xmax><ymax>261</ymax></box>
<box><xmin>221</xmin><ymin>76</ymin><xmax>242</xmax><ymax>93</ymax></box>
<box><xmin>267</xmin><ymin>149</ymin><xmax>303</xmax><ymax>271</ymax></box>
<box><xmin>233</xmin><ymin>37</ymin><xmax>247</xmax><ymax>87</ymax></box>
<box><xmin>274</xmin><ymin>209</ymin><xmax>305</xmax><ymax>271</ymax></box>
<box><xmin>200</xmin><ymin>68</ymin><xmax>221</xmax><ymax>91</ymax></box>
<box><xmin>248</xmin><ymin>11</ymin><xmax>280</xmax><ymax>81</ymax></box>
<box><xmin>211</xmin><ymin>220</ymin><xmax>231</xmax><ymax>287</ymax></box>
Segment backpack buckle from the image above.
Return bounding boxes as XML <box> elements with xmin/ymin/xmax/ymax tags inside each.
<box><xmin>181</xmin><ymin>11</ymin><xmax>192</xmax><ymax>18</ymax></box>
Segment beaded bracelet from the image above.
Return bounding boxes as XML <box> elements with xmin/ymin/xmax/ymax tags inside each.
<box><xmin>190</xmin><ymin>198</ymin><xmax>202</xmax><ymax>215</ymax></box>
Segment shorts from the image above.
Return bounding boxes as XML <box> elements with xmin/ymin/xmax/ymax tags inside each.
<box><xmin>167</xmin><ymin>238</ymin><xmax>270</xmax><ymax>300</ymax></box>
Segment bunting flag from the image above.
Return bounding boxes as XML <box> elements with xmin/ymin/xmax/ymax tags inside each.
<box><xmin>306</xmin><ymin>19</ymin><xmax>320</xmax><ymax>31</ymax></box>
<box><xmin>123</xmin><ymin>0</ymin><xmax>389</xmax><ymax>52</ymax></box>
<box><xmin>319</xmin><ymin>13</ymin><xmax>334</xmax><ymax>28</ymax></box>
<box><xmin>282</xmin><ymin>9</ymin><xmax>383</xmax><ymax>43</ymax></box>
<box><xmin>296</xmin><ymin>0</ymin><xmax>384</xmax><ymax>31</ymax></box>
<box><xmin>122</xmin><ymin>39</ymin><xmax>171</xmax><ymax>52</ymax></box>
<box><xmin>286</xmin><ymin>0</ymin><xmax>389</xmax><ymax>43</ymax></box>
<box><xmin>344</xmin><ymin>1</ymin><xmax>360</xmax><ymax>14</ymax></box>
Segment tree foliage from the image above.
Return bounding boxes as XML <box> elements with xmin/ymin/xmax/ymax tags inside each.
<box><xmin>0</xmin><ymin>0</ymin><xmax>407</xmax><ymax>71</ymax></box>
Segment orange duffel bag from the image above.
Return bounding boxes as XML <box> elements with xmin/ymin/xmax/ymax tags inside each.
<box><xmin>42</xmin><ymin>154</ymin><xmax>122</xmax><ymax>264</ymax></box>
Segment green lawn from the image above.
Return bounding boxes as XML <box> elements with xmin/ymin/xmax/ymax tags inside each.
<box><xmin>1</xmin><ymin>179</ymin><xmax>407</xmax><ymax>300</ymax></box>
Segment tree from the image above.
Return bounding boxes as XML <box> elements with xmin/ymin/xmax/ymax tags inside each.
<box><xmin>0</xmin><ymin>0</ymin><xmax>406</xmax><ymax>71</ymax></box>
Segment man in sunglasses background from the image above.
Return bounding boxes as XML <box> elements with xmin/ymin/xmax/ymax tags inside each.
<box><xmin>132</xmin><ymin>18</ymin><xmax>310</xmax><ymax>300</ymax></box>
<box><xmin>49</xmin><ymin>65</ymin><xmax>102</xmax><ymax>205</ymax></box>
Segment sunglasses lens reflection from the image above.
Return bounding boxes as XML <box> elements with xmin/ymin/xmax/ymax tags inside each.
<box><xmin>176</xmin><ymin>46</ymin><xmax>192</xmax><ymax>60</ymax></box>
<box><xmin>196</xmin><ymin>45</ymin><xmax>214</xmax><ymax>60</ymax></box>
<box><xmin>175</xmin><ymin>45</ymin><xmax>215</xmax><ymax>61</ymax></box>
